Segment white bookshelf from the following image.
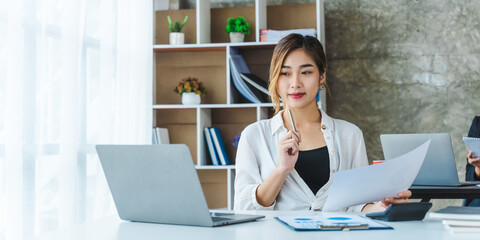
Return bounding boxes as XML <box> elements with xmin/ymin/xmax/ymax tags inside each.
<box><xmin>153</xmin><ymin>0</ymin><xmax>325</xmax><ymax>210</ymax></box>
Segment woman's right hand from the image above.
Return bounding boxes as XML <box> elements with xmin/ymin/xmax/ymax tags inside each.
<box><xmin>277</xmin><ymin>130</ymin><xmax>302</xmax><ymax>173</ymax></box>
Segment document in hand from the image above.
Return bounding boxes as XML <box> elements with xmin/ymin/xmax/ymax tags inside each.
<box><xmin>463</xmin><ymin>137</ymin><xmax>480</xmax><ymax>158</ymax></box>
<box><xmin>322</xmin><ymin>140</ymin><xmax>431</xmax><ymax>211</ymax></box>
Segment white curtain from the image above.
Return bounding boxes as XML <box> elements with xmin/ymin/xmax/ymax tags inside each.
<box><xmin>0</xmin><ymin>0</ymin><xmax>152</xmax><ymax>239</ymax></box>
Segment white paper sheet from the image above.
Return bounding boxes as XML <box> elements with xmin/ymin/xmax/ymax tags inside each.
<box><xmin>322</xmin><ymin>140</ymin><xmax>431</xmax><ymax>211</ymax></box>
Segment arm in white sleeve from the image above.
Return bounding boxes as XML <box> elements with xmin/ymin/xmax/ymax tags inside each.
<box><xmin>234</xmin><ymin>126</ymin><xmax>276</xmax><ymax>210</ymax></box>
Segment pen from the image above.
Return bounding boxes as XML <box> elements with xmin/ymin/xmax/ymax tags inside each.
<box><xmin>287</xmin><ymin>109</ymin><xmax>297</xmax><ymax>156</ymax></box>
<box><xmin>318</xmin><ymin>223</ymin><xmax>369</xmax><ymax>231</ymax></box>
<box><xmin>288</xmin><ymin>109</ymin><xmax>296</xmax><ymax>132</ymax></box>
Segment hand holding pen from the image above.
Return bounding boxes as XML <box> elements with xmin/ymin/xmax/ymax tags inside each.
<box><xmin>277</xmin><ymin>109</ymin><xmax>302</xmax><ymax>172</ymax></box>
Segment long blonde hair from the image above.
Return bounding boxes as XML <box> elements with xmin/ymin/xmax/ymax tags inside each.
<box><xmin>268</xmin><ymin>34</ymin><xmax>329</xmax><ymax>115</ymax></box>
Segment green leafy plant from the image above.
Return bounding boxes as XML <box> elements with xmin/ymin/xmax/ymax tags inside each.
<box><xmin>225</xmin><ymin>16</ymin><xmax>250</xmax><ymax>35</ymax></box>
<box><xmin>167</xmin><ymin>16</ymin><xmax>188</xmax><ymax>32</ymax></box>
<box><xmin>174</xmin><ymin>77</ymin><xmax>206</xmax><ymax>96</ymax></box>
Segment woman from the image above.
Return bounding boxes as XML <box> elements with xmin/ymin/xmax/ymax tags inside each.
<box><xmin>234</xmin><ymin>34</ymin><xmax>410</xmax><ymax>212</ymax></box>
<box><xmin>464</xmin><ymin>116</ymin><xmax>480</xmax><ymax>207</ymax></box>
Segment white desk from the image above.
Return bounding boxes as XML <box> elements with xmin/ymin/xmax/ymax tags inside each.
<box><xmin>29</xmin><ymin>211</ymin><xmax>476</xmax><ymax>240</ymax></box>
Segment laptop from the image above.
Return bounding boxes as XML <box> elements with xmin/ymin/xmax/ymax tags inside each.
<box><xmin>380</xmin><ymin>133</ymin><xmax>479</xmax><ymax>187</ymax></box>
<box><xmin>96</xmin><ymin>144</ymin><xmax>264</xmax><ymax>227</ymax></box>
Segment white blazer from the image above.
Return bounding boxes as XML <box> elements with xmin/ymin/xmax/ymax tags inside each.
<box><xmin>234</xmin><ymin>108</ymin><xmax>368</xmax><ymax>211</ymax></box>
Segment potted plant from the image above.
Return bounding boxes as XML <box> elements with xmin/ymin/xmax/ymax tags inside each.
<box><xmin>167</xmin><ymin>16</ymin><xmax>188</xmax><ymax>45</ymax></box>
<box><xmin>225</xmin><ymin>16</ymin><xmax>250</xmax><ymax>43</ymax></box>
<box><xmin>174</xmin><ymin>77</ymin><xmax>206</xmax><ymax>105</ymax></box>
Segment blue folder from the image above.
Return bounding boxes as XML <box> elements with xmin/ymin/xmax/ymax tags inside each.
<box><xmin>275</xmin><ymin>215</ymin><xmax>393</xmax><ymax>231</ymax></box>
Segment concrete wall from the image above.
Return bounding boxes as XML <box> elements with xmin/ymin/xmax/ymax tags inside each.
<box><xmin>180</xmin><ymin>0</ymin><xmax>480</xmax><ymax>208</ymax></box>
<box><xmin>325</xmin><ymin>0</ymin><xmax>480</xmax><ymax>207</ymax></box>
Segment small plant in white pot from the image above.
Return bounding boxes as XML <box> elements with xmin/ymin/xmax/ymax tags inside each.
<box><xmin>174</xmin><ymin>77</ymin><xmax>206</xmax><ymax>105</ymax></box>
<box><xmin>225</xmin><ymin>16</ymin><xmax>250</xmax><ymax>43</ymax></box>
<box><xmin>167</xmin><ymin>16</ymin><xmax>188</xmax><ymax>45</ymax></box>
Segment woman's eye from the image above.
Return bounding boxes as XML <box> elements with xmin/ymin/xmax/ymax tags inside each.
<box><xmin>301</xmin><ymin>71</ymin><xmax>312</xmax><ymax>75</ymax></box>
<box><xmin>280</xmin><ymin>72</ymin><xmax>289</xmax><ymax>76</ymax></box>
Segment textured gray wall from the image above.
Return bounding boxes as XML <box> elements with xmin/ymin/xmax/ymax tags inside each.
<box><xmin>179</xmin><ymin>0</ymin><xmax>480</xmax><ymax>208</ymax></box>
<box><xmin>325</xmin><ymin>0</ymin><xmax>480</xmax><ymax>208</ymax></box>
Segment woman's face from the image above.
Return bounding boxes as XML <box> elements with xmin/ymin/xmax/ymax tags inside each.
<box><xmin>277</xmin><ymin>48</ymin><xmax>324</xmax><ymax>110</ymax></box>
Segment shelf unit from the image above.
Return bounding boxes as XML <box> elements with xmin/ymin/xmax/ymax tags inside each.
<box><xmin>153</xmin><ymin>0</ymin><xmax>325</xmax><ymax>210</ymax></box>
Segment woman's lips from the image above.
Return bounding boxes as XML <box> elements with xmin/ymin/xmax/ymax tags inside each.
<box><xmin>289</xmin><ymin>92</ymin><xmax>305</xmax><ymax>99</ymax></box>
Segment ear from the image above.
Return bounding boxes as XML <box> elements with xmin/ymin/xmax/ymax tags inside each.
<box><xmin>319</xmin><ymin>73</ymin><xmax>326</xmax><ymax>85</ymax></box>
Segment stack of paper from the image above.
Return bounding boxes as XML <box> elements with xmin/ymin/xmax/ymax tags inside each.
<box><xmin>443</xmin><ymin>220</ymin><xmax>480</xmax><ymax>233</ymax></box>
<box><xmin>429</xmin><ymin>206</ymin><xmax>480</xmax><ymax>220</ymax></box>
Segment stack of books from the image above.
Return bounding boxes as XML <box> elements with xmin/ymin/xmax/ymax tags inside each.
<box><xmin>259</xmin><ymin>28</ymin><xmax>317</xmax><ymax>42</ymax></box>
<box><xmin>429</xmin><ymin>206</ymin><xmax>480</xmax><ymax>233</ymax></box>
<box><xmin>204</xmin><ymin>127</ymin><xmax>231</xmax><ymax>166</ymax></box>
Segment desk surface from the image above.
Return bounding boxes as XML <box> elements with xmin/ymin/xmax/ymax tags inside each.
<box><xmin>29</xmin><ymin>210</ymin><xmax>477</xmax><ymax>240</ymax></box>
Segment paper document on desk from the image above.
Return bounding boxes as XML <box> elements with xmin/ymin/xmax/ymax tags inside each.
<box><xmin>275</xmin><ymin>214</ymin><xmax>392</xmax><ymax>231</ymax></box>
<box><xmin>322</xmin><ymin>140</ymin><xmax>431</xmax><ymax>211</ymax></box>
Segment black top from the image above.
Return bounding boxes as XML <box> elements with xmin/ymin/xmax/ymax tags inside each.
<box><xmin>465</xmin><ymin>116</ymin><xmax>480</xmax><ymax>207</ymax></box>
<box><xmin>295</xmin><ymin>146</ymin><xmax>330</xmax><ymax>195</ymax></box>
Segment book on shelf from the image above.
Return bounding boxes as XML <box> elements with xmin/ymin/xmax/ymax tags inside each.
<box><xmin>209</xmin><ymin>127</ymin><xmax>231</xmax><ymax>165</ymax></box>
<box><xmin>259</xmin><ymin>28</ymin><xmax>317</xmax><ymax>42</ymax></box>
<box><xmin>152</xmin><ymin>128</ymin><xmax>158</xmax><ymax>144</ymax></box>
<box><xmin>152</xmin><ymin>127</ymin><xmax>170</xmax><ymax>144</ymax></box>
<box><xmin>239</xmin><ymin>73</ymin><xmax>270</xmax><ymax>103</ymax></box>
<box><xmin>463</xmin><ymin>136</ymin><xmax>480</xmax><ymax>158</ymax></box>
<box><xmin>204</xmin><ymin>127</ymin><xmax>220</xmax><ymax>166</ymax></box>
<box><xmin>428</xmin><ymin>206</ymin><xmax>480</xmax><ymax>220</ymax></box>
<box><xmin>229</xmin><ymin>48</ymin><xmax>270</xmax><ymax>103</ymax></box>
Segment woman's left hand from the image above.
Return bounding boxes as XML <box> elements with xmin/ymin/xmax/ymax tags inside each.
<box><xmin>361</xmin><ymin>190</ymin><xmax>411</xmax><ymax>212</ymax></box>
<box><xmin>382</xmin><ymin>190</ymin><xmax>411</xmax><ymax>206</ymax></box>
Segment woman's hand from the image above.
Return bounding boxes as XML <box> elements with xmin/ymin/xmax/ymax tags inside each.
<box><xmin>277</xmin><ymin>130</ymin><xmax>301</xmax><ymax>173</ymax></box>
<box><xmin>467</xmin><ymin>151</ymin><xmax>480</xmax><ymax>177</ymax></box>
<box><xmin>361</xmin><ymin>190</ymin><xmax>412</xmax><ymax>213</ymax></box>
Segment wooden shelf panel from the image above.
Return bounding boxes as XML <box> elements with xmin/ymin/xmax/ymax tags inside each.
<box><xmin>197</xmin><ymin>170</ymin><xmax>228</xmax><ymax>209</ymax></box>
<box><xmin>155</xmin><ymin>50</ymin><xmax>227</xmax><ymax>105</ymax></box>
<box><xmin>155</xmin><ymin>109</ymin><xmax>197</xmax><ymax>164</ymax></box>
<box><xmin>153</xmin><ymin>42</ymin><xmax>276</xmax><ymax>51</ymax></box>
<box><xmin>267</xmin><ymin>3</ymin><xmax>317</xmax><ymax>30</ymax></box>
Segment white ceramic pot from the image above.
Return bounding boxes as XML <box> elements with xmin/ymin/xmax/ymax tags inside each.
<box><xmin>229</xmin><ymin>32</ymin><xmax>245</xmax><ymax>43</ymax></box>
<box><xmin>181</xmin><ymin>92</ymin><xmax>201</xmax><ymax>105</ymax></box>
<box><xmin>169</xmin><ymin>32</ymin><xmax>185</xmax><ymax>45</ymax></box>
